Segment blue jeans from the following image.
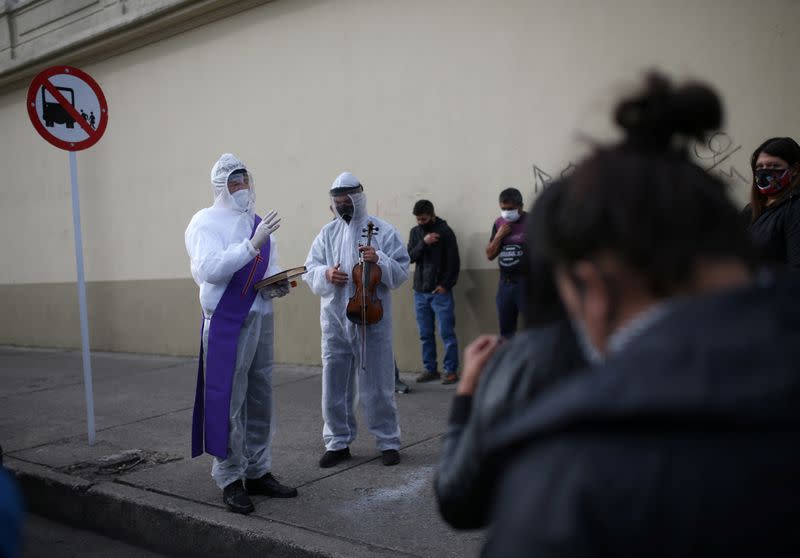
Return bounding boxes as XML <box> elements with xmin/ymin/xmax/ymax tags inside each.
<box><xmin>414</xmin><ymin>291</ymin><xmax>459</xmax><ymax>373</ymax></box>
<box><xmin>496</xmin><ymin>279</ymin><xmax>525</xmax><ymax>339</ymax></box>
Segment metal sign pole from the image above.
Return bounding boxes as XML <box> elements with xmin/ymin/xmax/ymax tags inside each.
<box><xmin>68</xmin><ymin>150</ymin><xmax>96</xmax><ymax>445</ymax></box>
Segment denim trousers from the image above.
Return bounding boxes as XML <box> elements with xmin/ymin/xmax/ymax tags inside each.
<box><xmin>496</xmin><ymin>279</ymin><xmax>525</xmax><ymax>339</ymax></box>
<box><xmin>413</xmin><ymin>291</ymin><xmax>459</xmax><ymax>373</ymax></box>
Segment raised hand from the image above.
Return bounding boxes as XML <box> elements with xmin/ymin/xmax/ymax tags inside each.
<box><xmin>457</xmin><ymin>335</ymin><xmax>505</xmax><ymax>396</ymax></box>
<box><xmin>251</xmin><ymin>210</ymin><xmax>281</xmax><ymax>249</ymax></box>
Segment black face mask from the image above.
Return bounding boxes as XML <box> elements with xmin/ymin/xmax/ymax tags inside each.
<box><xmin>421</xmin><ymin>221</ymin><xmax>435</xmax><ymax>232</ymax></box>
<box><xmin>336</xmin><ymin>204</ymin><xmax>354</xmax><ymax>223</ymax></box>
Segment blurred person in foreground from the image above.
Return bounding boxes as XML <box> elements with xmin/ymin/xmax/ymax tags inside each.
<box><xmin>743</xmin><ymin>136</ymin><xmax>800</xmax><ymax>270</ymax></box>
<box><xmin>435</xmin><ymin>180</ymin><xmax>586</xmax><ymax>529</ymax></box>
<box><xmin>0</xmin><ymin>446</ymin><xmax>24</xmax><ymax>558</ymax></box>
<box><xmin>458</xmin><ymin>74</ymin><xmax>800</xmax><ymax>557</ymax></box>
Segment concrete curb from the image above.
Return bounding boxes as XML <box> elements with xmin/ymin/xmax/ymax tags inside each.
<box><xmin>8</xmin><ymin>457</ymin><xmax>408</xmax><ymax>558</ymax></box>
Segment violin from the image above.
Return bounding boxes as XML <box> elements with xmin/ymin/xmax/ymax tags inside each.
<box><xmin>346</xmin><ymin>221</ymin><xmax>383</xmax><ymax>325</ymax></box>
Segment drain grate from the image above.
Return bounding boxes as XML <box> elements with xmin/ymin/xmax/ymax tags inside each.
<box><xmin>59</xmin><ymin>449</ymin><xmax>182</xmax><ymax>479</ymax></box>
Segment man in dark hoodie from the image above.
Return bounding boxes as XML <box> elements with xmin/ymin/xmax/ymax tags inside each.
<box><xmin>408</xmin><ymin>200</ymin><xmax>461</xmax><ymax>385</ymax></box>
<box><xmin>474</xmin><ymin>74</ymin><xmax>800</xmax><ymax>557</ymax></box>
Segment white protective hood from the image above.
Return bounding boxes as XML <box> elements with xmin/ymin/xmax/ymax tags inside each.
<box><xmin>210</xmin><ymin>153</ymin><xmax>255</xmax><ymax>218</ymax></box>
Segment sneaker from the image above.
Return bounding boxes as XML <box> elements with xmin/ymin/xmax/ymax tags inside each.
<box><xmin>395</xmin><ymin>378</ymin><xmax>410</xmax><ymax>394</ymax></box>
<box><xmin>222</xmin><ymin>480</ymin><xmax>254</xmax><ymax>514</ymax></box>
<box><xmin>245</xmin><ymin>473</ymin><xmax>298</xmax><ymax>498</ymax></box>
<box><xmin>319</xmin><ymin>447</ymin><xmax>351</xmax><ymax>468</ymax></box>
<box><xmin>381</xmin><ymin>449</ymin><xmax>400</xmax><ymax>466</ymax></box>
<box><xmin>415</xmin><ymin>371</ymin><xmax>441</xmax><ymax>383</ymax></box>
<box><xmin>442</xmin><ymin>373</ymin><xmax>459</xmax><ymax>385</ymax></box>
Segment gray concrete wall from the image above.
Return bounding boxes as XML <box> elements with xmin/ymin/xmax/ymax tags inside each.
<box><xmin>0</xmin><ymin>0</ymin><xmax>274</xmax><ymax>90</ymax></box>
<box><xmin>0</xmin><ymin>269</ymin><xmax>500</xmax><ymax>369</ymax></box>
<box><xmin>1</xmin><ymin>0</ymin><xmax>799</xmax><ymax>364</ymax></box>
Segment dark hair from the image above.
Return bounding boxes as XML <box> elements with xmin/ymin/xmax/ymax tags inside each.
<box><xmin>539</xmin><ymin>72</ymin><xmax>751</xmax><ymax>297</ymax></box>
<box><xmin>499</xmin><ymin>188</ymin><xmax>523</xmax><ymax>207</ymax></box>
<box><xmin>748</xmin><ymin>137</ymin><xmax>800</xmax><ymax>223</ymax></box>
<box><xmin>525</xmin><ymin>181</ymin><xmax>566</xmax><ymax>327</ymax></box>
<box><xmin>413</xmin><ymin>199</ymin><xmax>434</xmax><ymax>216</ymax></box>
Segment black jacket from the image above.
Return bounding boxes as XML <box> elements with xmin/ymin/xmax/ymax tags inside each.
<box><xmin>481</xmin><ymin>278</ymin><xmax>800</xmax><ymax>557</ymax></box>
<box><xmin>434</xmin><ymin>320</ymin><xmax>586</xmax><ymax>529</ymax></box>
<box><xmin>407</xmin><ymin>218</ymin><xmax>460</xmax><ymax>292</ymax></box>
<box><xmin>745</xmin><ymin>193</ymin><xmax>800</xmax><ymax>269</ymax></box>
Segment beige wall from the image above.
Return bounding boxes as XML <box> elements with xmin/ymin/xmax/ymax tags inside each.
<box><xmin>1</xmin><ymin>0</ymin><xmax>799</xmax><ymax>365</ymax></box>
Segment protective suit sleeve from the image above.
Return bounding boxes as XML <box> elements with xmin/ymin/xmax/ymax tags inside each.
<box><xmin>185</xmin><ymin>217</ymin><xmax>259</xmax><ymax>285</ymax></box>
<box><xmin>303</xmin><ymin>230</ymin><xmax>336</xmax><ymax>297</ymax></box>
<box><xmin>375</xmin><ymin>226</ymin><xmax>410</xmax><ymax>289</ymax></box>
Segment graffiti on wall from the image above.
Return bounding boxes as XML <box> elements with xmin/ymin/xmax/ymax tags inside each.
<box><xmin>530</xmin><ymin>132</ymin><xmax>750</xmax><ymax>193</ymax></box>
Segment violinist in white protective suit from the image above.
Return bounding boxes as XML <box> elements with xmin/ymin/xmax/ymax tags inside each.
<box><xmin>303</xmin><ymin>172</ymin><xmax>410</xmax><ymax>468</ymax></box>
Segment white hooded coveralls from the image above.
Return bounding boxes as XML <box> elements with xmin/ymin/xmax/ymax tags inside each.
<box><xmin>185</xmin><ymin>153</ymin><xmax>281</xmax><ymax>488</ymax></box>
<box><xmin>304</xmin><ymin>172</ymin><xmax>410</xmax><ymax>451</ymax></box>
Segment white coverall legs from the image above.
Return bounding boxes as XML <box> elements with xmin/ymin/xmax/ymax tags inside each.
<box><xmin>321</xmin><ymin>323</ymin><xmax>400</xmax><ymax>451</ymax></box>
<box><xmin>204</xmin><ymin>311</ymin><xmax>275</xmax><ymax>489</ymax></box>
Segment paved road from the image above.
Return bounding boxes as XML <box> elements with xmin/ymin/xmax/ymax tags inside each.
<box><xmin>22</xmin><ymin>515</ymin><xmax>167</xmax><ymax>558</ymax></box>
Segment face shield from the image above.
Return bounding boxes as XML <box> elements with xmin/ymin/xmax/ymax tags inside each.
<box><xmin>330</xmin><ymin>172</ymin><xmax>366</xmax><ymax>224</ymax></box>
<box><xmin>210</xmin><ymin>153</ymin><xmax>255</xmax><ymax>214</ymax></box>
<box><xmin>331</xmin><ymin>186</ymin><xmax>363</xmax><ymax>223</ymax></box>
<box><xmin>227</xmin><ymin>169</ymin><xmax>255</xmax><ymax>213</ymax></box>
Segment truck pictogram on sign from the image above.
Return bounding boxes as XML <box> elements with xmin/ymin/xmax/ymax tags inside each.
<box><xmin>27</xmin><ymin>66</ymin><xmax>108</xmax><ymax>151</ymax></box>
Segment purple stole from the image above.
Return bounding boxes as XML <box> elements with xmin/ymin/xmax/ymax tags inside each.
<box><xmin>191</xmin><ymin>215</ymin><xmax>270</xmax><ymax>459</ymax></box>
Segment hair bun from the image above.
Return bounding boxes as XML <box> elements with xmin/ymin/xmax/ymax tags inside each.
<box><xmin>614</xmin><ymin>72</ymin><xmax>722</xmax><ymax>150</ymax></box>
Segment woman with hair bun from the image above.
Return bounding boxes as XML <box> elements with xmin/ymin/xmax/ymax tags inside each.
<box><xmin>745</xmin><ymin>136</ymin><xmax>800</xmax><ymax>269</ymax></box>
<box><xmin>472</xmin><ymin>73</ymin><xmax>800</xmax><ymax>557</ymax></box>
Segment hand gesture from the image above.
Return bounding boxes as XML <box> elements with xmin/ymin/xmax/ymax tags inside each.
<box><xmin>261</xmin><ymin>279</ymin><xmax>290</xmax><ymax>300</ymax></box>
<box><xmin>359</xmin><ymin>245</ymin><xmax>378</xmax><ymax>263</ymax></box>
<box><xmin>423</xmin><ymin>232</ymin><xmax>440</xmax><ymax>245</ymax></box>
<box><xmin>326</xmin><ymin>264</ymin><xmax>349</xmax><ymax>286</ymax></box>
<box><xmin>432</xmin><ymin>285</ymin><xmax>447</xmax><ymax>295</ymax></box>
<box><xmin>496</xmin><ymin>223</ymin><xmax>512</xmax><ymax>240</ymax></box>
<box><xmin>251</xmin><ymin>210</ymin><xmax>281</xmax><ymax>249</ymax></box>
<box><xmin>457</xmin><ymin>335</ymin><xmax>504</xmax><ymax>396</ymax></box>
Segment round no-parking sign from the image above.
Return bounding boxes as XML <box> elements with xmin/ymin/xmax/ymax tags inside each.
<box><xmin>26</xmin><ymin>65</ymin><xmax>108</xmax><ymax>151</ymax></box>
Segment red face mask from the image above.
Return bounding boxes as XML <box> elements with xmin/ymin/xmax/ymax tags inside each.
<box><xmin>755</xmin><ymin>168</ymin><xmax>792</xmax><ymax>196</ymax></box>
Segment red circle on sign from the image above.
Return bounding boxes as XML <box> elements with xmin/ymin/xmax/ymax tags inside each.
<box><xmin>26</xmin><ymin>66</ymin><xmax>109</xmax><ymax>151</ymax></box>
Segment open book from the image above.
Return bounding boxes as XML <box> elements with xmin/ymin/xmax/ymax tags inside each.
<box><xmin>254</xmin><ymin>266</ymin><xmax>307</xmax><ymax>290</ymax></box>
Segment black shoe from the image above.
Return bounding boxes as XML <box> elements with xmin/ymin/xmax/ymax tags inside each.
<box><xmin>319</xmin><ymin>447</ymin><xmax>351</xmax><ymax>468</ymax></box>
<box><xmin>395</xmin><ymin>379</ymin><xmax>410</xmax><ymax>394</ymax></box>
<box><xmin>381</xmin><ymin>449</ymin><xmax>400</xmax><ymax>466</ymax></box>
<box><xmin>442</xmin><ymin>373</ymin><xmax>459</xmax><ymax>385</ymax></box>
<box><xmin>245</xmin><ymin>473</ymin><xmax>298</xmax><ymax>498</ymax></box>
<box><xmin>222</xmin><ymin>480</ymin><xmax>254</xmax><ymax>514</ymax></box>
<box><xmin>415</xmin><ymin>371</ymin><xmax>441</xmax><ymax>383</ymax></box>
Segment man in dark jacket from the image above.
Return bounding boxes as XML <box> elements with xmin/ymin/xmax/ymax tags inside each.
<box><xmin>407</xmin><ymin>200</ymin><xmax>460</xmax><ymax>384</ymax></box>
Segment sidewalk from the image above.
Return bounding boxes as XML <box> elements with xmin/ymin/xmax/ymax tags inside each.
<box><xmin>0</xmin><ymin>346</ymin><xmax>484</xmax><ymax>557</ymax></box>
